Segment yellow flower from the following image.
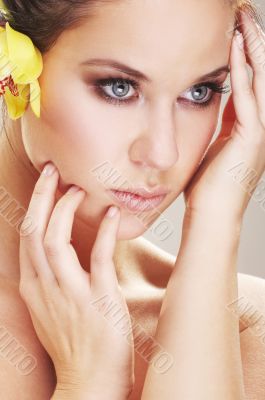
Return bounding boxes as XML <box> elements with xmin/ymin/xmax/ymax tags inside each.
<box><xmin>0</xmin><ymin>1</ymin><xmax>7</xmax><ymax>12</ymax></box>
<box><xmin>0</xmin><ymin>20</ymin><xmax>43</xmax><ymax>120</ymax></box>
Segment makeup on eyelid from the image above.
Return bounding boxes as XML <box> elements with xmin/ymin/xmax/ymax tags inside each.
<box><xmin>84</xmin><ymin>73</ymin><xmax>231</xmax><ymax>109</ymax></box>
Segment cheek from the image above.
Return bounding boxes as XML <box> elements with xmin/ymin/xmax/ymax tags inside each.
<box><xmin>172</xmin><ymin>104</ymin><xmax>221</xmax><ymax>188</ymax></box>
<box><xmin>39</xmin><ymin>76</ymin><xmax>132</xmax><ymax>162</ymax></box>
<box><xmin>179</xmin><ymin>100</ymin><xmax>221</xmax><ymax>156</ymax></box>
<box><xmin>183</xmin><ymin>117</ymin><xmax>217</xmax><ymax>158</ymax></box>
<box><xmin>22</xmin><ymin>76</ymin><xmax>133</xmax><ymax>195</ymax></box>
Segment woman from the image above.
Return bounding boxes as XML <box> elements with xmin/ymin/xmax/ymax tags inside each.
<box><xmin>0</xmin><ymin>0</ymin><xmax>265</xmax><ymax>398</ymax></box>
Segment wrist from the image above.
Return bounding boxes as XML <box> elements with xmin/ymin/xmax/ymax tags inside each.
<box><xmin>52</xmin><ymin>384</ymin><xmax>132</xmax><ymax>400</ymax></box>
<box><xmin>179</xmin><ymin>208</ymin><xmax>243</xmax><ymax>265</ymax></box>
<box><xmin>53</xmin><ymin>366</ymin><xmax>133</xmax><ymax>400</ymax></box>
<box><xmin>183</xmin><ymin>207</ymin><xmax>243</xmax><ymax>235</ymax></box>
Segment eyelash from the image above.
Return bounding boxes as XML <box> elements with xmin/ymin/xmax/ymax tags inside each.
<box><xmin>92</xmin><ymin>75</ymin><xmax>231</xmax><ymax>109</ymax></box>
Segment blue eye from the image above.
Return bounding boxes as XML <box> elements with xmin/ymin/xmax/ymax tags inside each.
<box><xmin>93</xmin><ymin>75</ymin><xmax>231</xmax><ymax>109</ymax></box>
<box><xmin>105</xmin><ymin>79</ymin><xmax>131</xmax><ymax>98</ymax></box>
<box><xmin>93</xmin><ymin>76</ymin><xmax>139</xmax><ymax>105</ymax></box>
<box><xmin>186</xmin><ymin>86</ymin><xmax>212</xmax><ymax>104</ymax></box>
<box><xmin>180</xmin><ymin>82</ymin><xmax>231</xmax><ymax>109</ymax></box>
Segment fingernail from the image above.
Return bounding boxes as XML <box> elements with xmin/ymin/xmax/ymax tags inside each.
<box><xmin>42</xmin><ymin>162</ymin><xmax>56</xmax><ymax>176</ymax></box>
<box><xmin>67</xmin><ymin>185</ymin><xmax>81</xmax><ymax>194</ymax></box>
<box><xmin>106</xmin><ymin>206</ymin><xmax>119</xmax><ymax>218</ymax></box>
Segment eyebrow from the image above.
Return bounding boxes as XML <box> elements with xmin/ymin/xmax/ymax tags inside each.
<box><xmin>80</xmin><ymin>57</ymin><xmax>230</xmax><ymax>84</ymax></box>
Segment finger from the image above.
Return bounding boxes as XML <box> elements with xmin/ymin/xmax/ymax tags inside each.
<box><xmin>43</xmin><ymin>186</ymin><xmax>89</xmax><ymax>294</ymax></box>
<box><xmin>19</xmin><ymin>163</ymin><xmax>60</xmax><ymax>284</ymax></box>
<box><xmin>90</xmin><ymin>206</ymin><xmax>121</xmax><ymax>291</ymax></box>
<box><xmin>229</xmin><ymin>26</ymin><xmax>260</xmax><ymax>131</ymax></box>
<box><xmin>239</xmin><ymin>10</ymin><xmax>265</xmax><ymax>127</ymax></box>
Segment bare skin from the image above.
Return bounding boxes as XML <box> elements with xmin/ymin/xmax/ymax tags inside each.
<box><xmin>0</xmin><ymin>237</ymin><xmax>265</xmax><ymax>399</ymax></box>
<box><xmin>0</xmin><ymin>0</ymin><xmax>265</xmax><ymax>398</ymax></box>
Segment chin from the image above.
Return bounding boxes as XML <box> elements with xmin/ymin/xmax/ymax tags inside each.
<box><xmin>119</xmin><ymin>210</ymin><xmax>154</xmax><ymax>239</ymax></box>
<box><xmin>117</xmin><ymin>221</ymin><xmax>146</xmax><ymax>240</ymax></box>
<box><xmin>77</xmin><ymin>201</ymin><xmax>152</xmax><ymax>238</ymax></box>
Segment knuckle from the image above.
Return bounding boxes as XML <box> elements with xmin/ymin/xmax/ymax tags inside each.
<box><xmin>43</xmin><ymin>238</ymin><xmax>59</xmax><ymax>258</ymax></box>
<box><xmin>91</xmin><ymin>248</ymin><xmax>107</xmax><ymax>265</ymax></box>
<box><xmin>241</xmin><ymin>84</ymin><xmax>253</xmax><ymax>97</ymax></box>
<box><xmin>20</xmin><ymin>228</ymin><xmax>40</xmax><ymax>245</ymax></box>
<box><xmin>32</xmin><ymin>187</ymin><xmax>45</xmax><ymax>199</ymax></box>
<box><xmin>19</xmin><ymin>216</ymin><xmax>38</xmax><ymax>237</ymax></box>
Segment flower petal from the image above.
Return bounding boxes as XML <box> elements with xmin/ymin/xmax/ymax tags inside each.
<box><xmin>5</xmin><ymin>22</ymin><xmax>43</xmax><ymax>84</ymax></box>
<box><xmin>0</xmin><ymin>0</ymin><xmax>8</xmax><ymax>12</ymax></box>
<box><xmin>3</xmin><ymin>83</ymin><xmax>29</xmax><ymax>120</ymax></box>
<box><xmin>0</xmin><ymin>29</ymin><xmax>11</xmax><ymax>77</ymax></box>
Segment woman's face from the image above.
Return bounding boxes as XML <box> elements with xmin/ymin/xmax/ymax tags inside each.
<box><xmin>21</xmin><ymin>0</ymin><xmax>235</xmax><ymax>239</ymax></box>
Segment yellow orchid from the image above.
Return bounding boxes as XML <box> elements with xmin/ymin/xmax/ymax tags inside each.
<box><xmin>0</xmin><ymin>19</ymin><xmax>43</xmax><ymax>120</ymax></box>
<box><xmin>0</xmin><ymin>1</ymin><xmax>8</xmax><ymax>16</ymax></box>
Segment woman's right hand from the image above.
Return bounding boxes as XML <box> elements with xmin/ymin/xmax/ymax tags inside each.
<box><xmin>18</xmin><ymin>162</ymin><xmax>134</xmax><ymax>399</ymax></box>
<box><xmin>183</xmin><ymin>11</ymin><xmax>265</xmax><ymax>223</ymax></box>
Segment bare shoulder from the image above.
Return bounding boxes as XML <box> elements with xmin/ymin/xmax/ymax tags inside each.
<box><xmin>128</xmin><ymin>236</ymin><xmax>176</xmax><ymax>288</ymax></box>
<box><xmin>236</xmin><ymin>272</ymin><xmax>265</xmax><ymax>328</ymax></box>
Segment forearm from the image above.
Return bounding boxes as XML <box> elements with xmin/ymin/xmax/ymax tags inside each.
<box><xmin>141</xmin><ymin>212</ymin><xmax>245</xmax><ymax>400</ymax></box>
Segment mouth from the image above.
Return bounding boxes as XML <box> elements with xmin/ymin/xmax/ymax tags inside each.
<box><xmin>107</xmin><ymin>189</ymin><xmax>168</xmax><ymax>212</ymax></box>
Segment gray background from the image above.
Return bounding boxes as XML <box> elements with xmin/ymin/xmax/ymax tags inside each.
<box><xmin>144</xmin><ymin>0</ymin><xmax>265</xmax><ymax>279</ymax></box>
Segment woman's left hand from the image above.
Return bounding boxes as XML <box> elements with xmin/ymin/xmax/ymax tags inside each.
<box><xmin>183</xmin><ymin>10</ymin><xmax>265</xmax><ymax>222</ymax></box>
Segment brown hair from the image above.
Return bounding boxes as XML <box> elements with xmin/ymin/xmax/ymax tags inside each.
<box><xmin>0</xmin><ymin>0</ymin><xmax>117</xmax><ymax>53</ymax></box>
<box><xmin>0</xmin><ymin>0</ymin><xmax>263</xmax><ymax>54</ymax></box>
<box><xmin>233</xmin><ymin>0</ymin><xmax>265</xmax><ymax>32</ymax></box>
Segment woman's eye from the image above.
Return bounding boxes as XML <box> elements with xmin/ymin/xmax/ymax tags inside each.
<box><xmin>92</xmin><ymin>76</ymin><xmax>230</xmax><ymax>108</ymax></box>
<box><xmin>181</xmin><ymin>86</ymin><xmax>213</xmax><ymax>105</ymax></box>
<box><xmin>93</xmin><ymin>77</ymin><xmax>139</xmax><ymax>104</ymax></box>
<box><xmin>179</xmin><ymin>82</ymin><xmax>230</xmax><ymax>108</ymax></box>
<box><xmin>106</xmin><ymin>80</ymin><xmax>133</xmax><ymax>98</ymax></box>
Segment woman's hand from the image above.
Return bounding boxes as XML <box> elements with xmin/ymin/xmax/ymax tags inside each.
<box><xmin>183</xmin><ymin>10</ymin><xmax>265</xmax><ymax>222</ymax></box>
<box><xmin>18</xmin><ymin>163</ymin><xmax>134</xmax><ymax>399</ymax></box>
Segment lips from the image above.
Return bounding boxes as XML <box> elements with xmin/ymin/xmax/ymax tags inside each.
<box><xmin>112</xmin><ymin>187</ymin><xmax>170</xmax><ymax>199</ymax></box>
<box><xmin>108</xmin><ymin>189</ymin><xmax>167</xmax><ymax>212</ymax></box>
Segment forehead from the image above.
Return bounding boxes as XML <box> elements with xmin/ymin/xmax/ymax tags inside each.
<box><xmin>46</xmin><ymin>0</ymin><xmax>235</xmax><ymax>84</ymax></box>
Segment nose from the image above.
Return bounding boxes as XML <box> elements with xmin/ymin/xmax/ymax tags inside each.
<box><xmin>129</xmin><ymin>100</ymin><xmax>179</xmax><ymax>171</ymax></box>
